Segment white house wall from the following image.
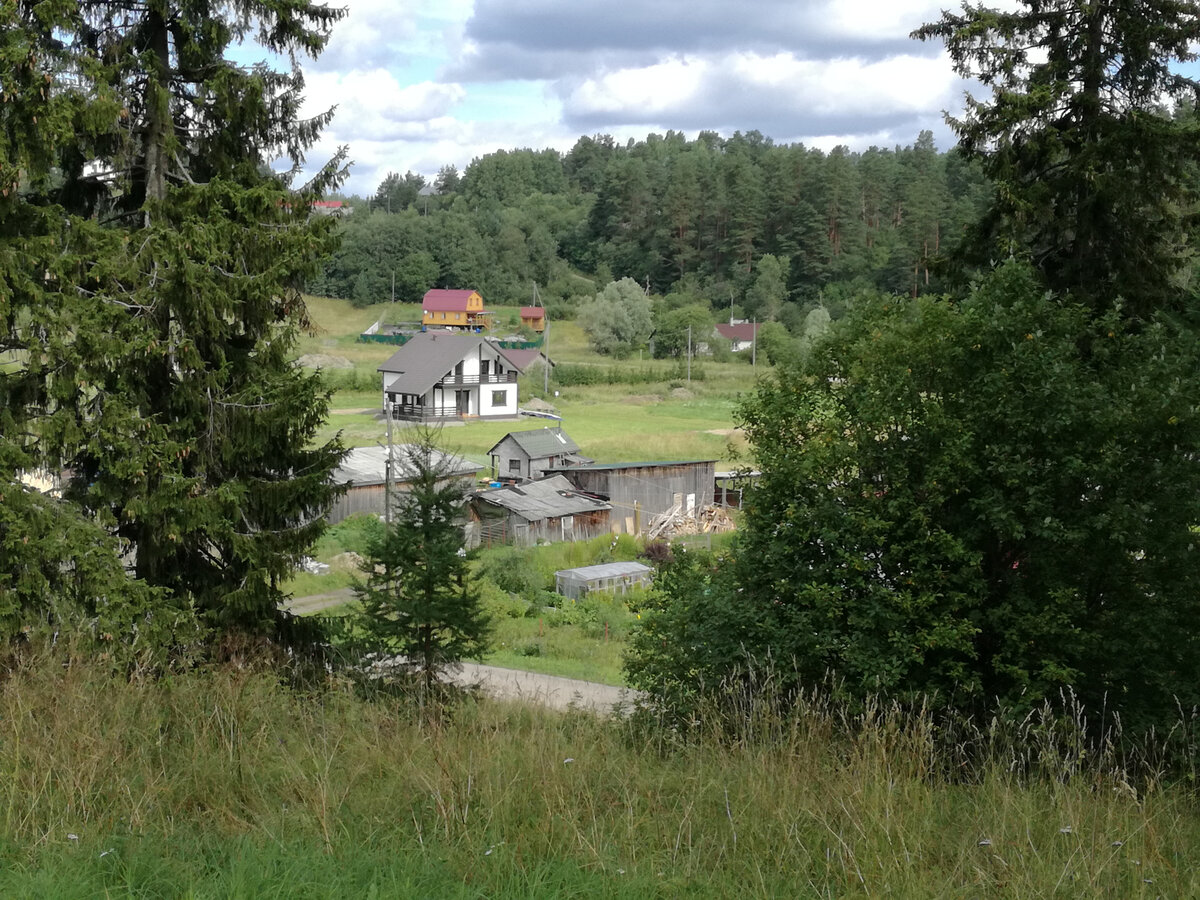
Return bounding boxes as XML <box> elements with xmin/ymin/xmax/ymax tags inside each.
<box><xmin>380</xmin><ymin>341</ymin><xmax>518</xmax><ymax>420</ymax></box>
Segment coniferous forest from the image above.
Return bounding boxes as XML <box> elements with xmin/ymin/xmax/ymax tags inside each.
<box><xmin>313</xmin><ymin>130</ymin><xmax>992</xmax><ymax>328</ymax></box>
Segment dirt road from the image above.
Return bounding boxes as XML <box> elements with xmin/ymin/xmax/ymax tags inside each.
<box><xmin>450</xmin><ymin>662</ymin><xmax>640</xmax><ymax>713</ymax></box>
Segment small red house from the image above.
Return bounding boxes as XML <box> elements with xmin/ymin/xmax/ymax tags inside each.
<box><xmin>519</xmin><ymin>305</ymin><xmax>546</xmax><ymax>333</ymax></box>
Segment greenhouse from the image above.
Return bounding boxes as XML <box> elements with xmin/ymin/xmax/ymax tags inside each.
<box><xmin>553</xmin><ymin>561</ymin><xmax>653</xmax><ymax>600</ymax></box>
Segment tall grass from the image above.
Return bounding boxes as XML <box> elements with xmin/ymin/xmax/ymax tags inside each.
<box><xmin>2</xmin><ymin>648</ymin><xmax>1197</xmax><ymax>896</ymax></box>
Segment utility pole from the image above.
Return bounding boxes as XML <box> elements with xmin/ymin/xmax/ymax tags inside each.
<box><xmin>543</xmin><ymin>320</ymin><xmax>551</xmax><ymax>395</ymax></box>
<box><xmin>391</xmin><ymin>271</ymin><xmax>395</xmax><ymax>303</ymax></box>
<box><xmin>384</xmin><ymin>398</ymin><xmax>394</xmax><ymax>528</ymax></box>
<box><xmin>751</xmin><ymin>318</ymin><xmax>757</xmax><ymax>369</ymax></box>
<box><xmin>687</xmin><ymin>324</ymin><xmax>692</xmax><ymax>383</ymax></box>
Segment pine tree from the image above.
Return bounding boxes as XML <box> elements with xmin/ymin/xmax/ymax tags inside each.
<box><xmin>3</xmin><ymin>0</ymin><xmax>350</xmax><ymax>639</ymax></box>
<box><xmin>355</xmin><ymin>433</ymin><xmax>490</xmax><ymax>697</ymax></box>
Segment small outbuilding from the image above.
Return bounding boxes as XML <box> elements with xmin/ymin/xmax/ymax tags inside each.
<box><xmin>494</xmin><ymin>343</ymin><xmax>554</xmax><ymax>375</ymax></box>
<box><xmin>554</xmin><ymin>561</ymin><xmax>653</xmax><ymax>600</ymax></box>
<box><xmin>487</xmin><ymin>427</ymin><xmax>590</xmax><ymax>481</ymax></box>
<box><xmin>327</xmin><ymin>445</ymin><xmax>483</xmax><ymax>524</ymax></box>
<box><xmin>519</xmin><ymin>305</ymin><xmax>546</xmax><ymax>332</ymax></box>
<box><xmin>469</xmin><ymin>475</ymin><xmax>611</xmax><ymax>547</ymax></box>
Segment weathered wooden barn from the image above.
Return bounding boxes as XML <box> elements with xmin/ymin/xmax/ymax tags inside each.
<box><xmin>327</xmin><ymin>445</ymin><xmax>483</xmax><ymax>524</ymax></box>
<box><xmin>468</xmin><ymin>475</ymin><xmax>611</xmax><ymax>547</ymax></box>
<box><xmin>541</xmin><ymin>459</ymin><xmax>717</xmax><ymax>535</ymax></box>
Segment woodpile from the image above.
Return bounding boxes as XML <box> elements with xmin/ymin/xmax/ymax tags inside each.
<box><xmin>646</xmin><ymin>504</ymin><xmax>736</xmax><ymax>539</ymax></box>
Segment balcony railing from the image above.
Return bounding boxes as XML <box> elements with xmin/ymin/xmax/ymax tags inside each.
<box><xmin>389</xmin><ymin>404</ymin><xmax>468</xmax><ymax>422</ymax></box>
<box><xmin>437</xmin><ymin>371</ymin><xmax>518</xmax><ymax>386</ymax></box>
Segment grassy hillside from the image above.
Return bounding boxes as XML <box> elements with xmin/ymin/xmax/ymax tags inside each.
<box><xmin>298</xmin><ymin>295</ymin><xmax>757</xmax><ymax>466</ymax></box>
<box><xmin>2</xmin><ymin>656</ymin><xmax>1195</xmax><ymax>897</ymax></box>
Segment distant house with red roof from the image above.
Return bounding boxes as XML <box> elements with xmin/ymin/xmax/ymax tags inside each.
<box><xmin>312</xmin><ymin>200</ymin><xmax>350</xmax><ymax>217</ymax></box>
<box><xmin>715</xmin><ymin>321</ymin><xmax>760</xmax><ymax>353</ymax></box>
<box><xmin>519</xmin><ymin>305</ymin><xmax>546</xmax><ymax>333</ymax></box>
<box><xmin>422</xmin><ymin>289</ymin><xmax>491</xmax><ymax>331</ymax></box>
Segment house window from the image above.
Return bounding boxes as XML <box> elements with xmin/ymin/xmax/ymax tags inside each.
<box><xmin>455</xmin><ymin>313</ymin><xmax>461</xmax><ymax>320</ymax></box>
<box><xmin>491</xmin><ymin>390</ymin><xmax>506</xmax><ymax>407</ymax></box>
<box><xmin>508</xmin><ymin>459</ymin><xmax>522</xmax><ymax>474</ymax></box>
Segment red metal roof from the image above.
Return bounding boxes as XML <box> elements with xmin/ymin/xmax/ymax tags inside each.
<box><xmin>313</xmin><ymin>200</ymin><xmax>345</xmax><ymax>209</ymax></box>
<box><xmin>715</xmin><ymin>322</ymin><xmax>760</xmax><ymax>341</ymax></box>
<box><xmin>423</xmin><ymin>289</ymin><xmax>479</xmax><ymax>312</ymax></box>
<box><xmin>520</xmin><ymin>306</ymin><xmax>545</xmax><ymax>318</ymax></box>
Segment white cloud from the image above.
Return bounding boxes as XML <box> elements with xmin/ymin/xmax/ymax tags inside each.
<box><xmin>562</xmin><ymin>51</ymin><xmax>959</xmax><ymax>135</ymax></box>
<box><xmin>285</xmin><ymin>0</ymin><xmax>979</xmax><ymax>195</ymax></box>
<box><xmin>304</xmin><ymin>69</ymin><xmax>465</xmax><ymax>136</ymax></box>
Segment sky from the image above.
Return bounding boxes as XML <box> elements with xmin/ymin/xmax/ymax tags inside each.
<box><xmin>282</xmin><ymin>0</ymin><xmax>977</xmax><ymax>197</ymax></box>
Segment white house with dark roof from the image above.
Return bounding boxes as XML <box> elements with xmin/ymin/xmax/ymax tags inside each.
<box><xmin>715</xmin><ymin>321</ymin><xmax>760</xmax><ymax>352</ymax></box>
<box><xmin>377</xmin><ymin>332</ymin><xmax>519</xmax><ymax>422</ymax></box>
<box><xmin>486</xmin><ymin>427</ymin><xmax>591</xmax><ymax>481</ymax></box>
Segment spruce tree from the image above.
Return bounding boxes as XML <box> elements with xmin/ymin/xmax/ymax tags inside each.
<box><xmin>914</xmin><ymin>0</ymin><xmax>1200</xmax><ymax>318</ymax></box>
<box><xmin>355</xmin><ymin>433</ymin><xmax>490</xmax><ymax>698</ymax></box>
<box><xmin>2</xmin><ymin>0</ymin><xmax>349</xmax><ymax>638</ymax></box>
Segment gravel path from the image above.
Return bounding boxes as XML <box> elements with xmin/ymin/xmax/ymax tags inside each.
<box><xmin>284</xmin><ymin>588</ymin><xmax>355</xmax><ymax>615</ymax></box>
<box><xmin>450</xmin><ymin>662</ymin><xmax>640</xmax><ymax>713</ymax></box>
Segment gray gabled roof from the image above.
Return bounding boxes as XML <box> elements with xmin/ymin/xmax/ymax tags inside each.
<box><xmin>474</xmin><ymin>475</ymin><xmax>610</xmax><ymax>521</ymax></box>
<box><xmin>332</xmin><ymin>445</ymin><xmax>483</xmax><ymax>487</ymax></box>
<box><xmin>487</xmin><ymin>427</ymin><xmax>580</xmax><ymax>459</ymax></box>
<box><xmin>377</xmin><ymin>332</ymin><xmax>488</xmax><ymax>395</ymax></box>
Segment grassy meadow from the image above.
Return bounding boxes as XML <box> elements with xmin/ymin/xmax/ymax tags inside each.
<box><xmin>2</xmin><ymin>654</ymin><xmax>1197</xmax><ymax>897</ymax></box>
<box><xmin>297</xmin><ymin>295</ymin><xmax>756</xmax><ymax>466</ymax></box>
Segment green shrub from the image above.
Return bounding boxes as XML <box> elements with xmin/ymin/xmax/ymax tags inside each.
<box><xmin>479</xmin><ymin>580</ymin><xmax>529</xmax><ymax>619</ymax></box>
<box><xmin>476</xmin><ymin>546</ymin><xmax>546</xmax><ymax>596</ymax></box>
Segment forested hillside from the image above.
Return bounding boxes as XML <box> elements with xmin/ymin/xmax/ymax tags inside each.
<box><xmin>313</xmin><ymin>130</ymin><xmax>991</xmax><ymax>326</ymax></box>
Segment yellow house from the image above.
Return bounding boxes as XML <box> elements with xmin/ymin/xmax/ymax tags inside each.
<box><xmin>421</xmin><ymin>289</ymin><xmax>491</xmax><ymax>331</ymax></box>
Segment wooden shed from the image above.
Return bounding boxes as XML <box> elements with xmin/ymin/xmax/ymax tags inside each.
<box><xmin>487</xmin><ymin>427</ymin><xmax>589</xmax><ymax>481</ymax></box>
<box><xmin>541</xmin><ymin>460</ymin><xmax>717</xmax><ymax>535</ymax></box>
<box><xmin>468</xmin><ymin>475</ymin><xmax>611</xmax><ymax>548</ymax></box>
<box><xmin>327</xmin><ymin>445</ymin><xmax>483</xmax><ymax>524</ymax></box>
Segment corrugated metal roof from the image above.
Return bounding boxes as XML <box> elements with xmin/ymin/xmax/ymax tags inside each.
<box><xmin>332</xmin><ymin>445</ymin><xmax>482</xmax><ymax>487</ymax></box>
<box><xmin>543</xmin><ymin>459</ymin><xmax>716</xmax><ymax>472</ymax></box>
<box><xmin>422</xmin><ymin>289</ymin><xmax>479</xmax><ymax>311</ymax></box>
<box><xmin>519</xmin><ymin>306</ymin><xmax>545</xmax><ymax>317</ymax></box>
<box><xmin>554</xmin><ymin>561</ymin><xmax>653</xmax><ymax>580</ymax></box>
<box><xmin>488</xmin><ymin>427</ymin><xmax>580</xmax><ymax>459</ymax></box>
<box><xmin>475</xmin><ymin>475</ymin><xmax>610</xmax><ymax>520</ymax></box>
